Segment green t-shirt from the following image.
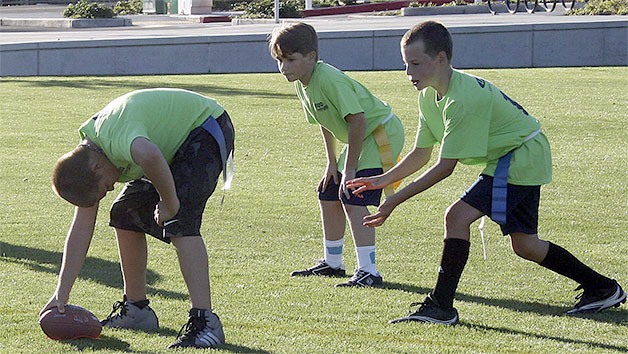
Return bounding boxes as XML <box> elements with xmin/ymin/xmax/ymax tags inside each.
<box><xmin>79</xmin><ymin>88</ymin><xmax>225</xmax><ymax>182</ymax></box>
<box><xmin>294</xmin><ymin>61</ymin><xmax>404</xmax><ymax>171</ymax></box>
<box><xmin>415</xmin><ymin>69</ymin><xmax>552</xmax><ymax>185</ymax></box>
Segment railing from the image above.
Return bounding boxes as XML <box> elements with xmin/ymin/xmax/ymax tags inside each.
<box><xmin>486</xmin><ymin>0</ymin><xmax>578</xmax><ymax>13</ymax></box>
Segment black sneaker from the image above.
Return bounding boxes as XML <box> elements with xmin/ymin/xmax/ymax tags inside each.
<box><xmin>335</xmin><ymin>269</ymin><xmax>383</xmax><ymax>287</ymax></box>
<box><xmin>168</xmin><ymin>308</ymin><xmax>225</xmax><ymax>349</ymax></box>
<box><xmin>567</xmin><ymin>280</ymin><xmax>627</xmax><ymax>314</ymax></box>
<box><xmin>291</xmin><ymin>260</ymin><xmax>346</xmax><ymax>277</ymax></box>
<box><xmin>100</xmin><ymin>296</ymin><xmax>159</xmax><ymax>331</ymax></box>
<box><xmin>389</xmin><ymin>294</ymin><xmax>459</xmax><ymax>325</ymax></box>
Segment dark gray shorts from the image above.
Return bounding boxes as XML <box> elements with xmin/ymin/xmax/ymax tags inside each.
<box><xmin>318</xmin><ymin>168</ymin><xmax>384</xmax><ymax>207</ymax></box>
<box><xmin>109</xmin><ymin>112</ymin><xmax>235</xmax><ymax>243</ymax></box>
<box><xmin>461</xmin><ymin>174</ymin><xmax>540</xmax><ymax>236</ymax></box>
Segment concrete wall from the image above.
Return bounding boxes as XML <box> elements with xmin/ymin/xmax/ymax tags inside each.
<box><xmin>1</xmin><ymin>20</ymin><xmax>626</xmax><ymax>76</ymax></box>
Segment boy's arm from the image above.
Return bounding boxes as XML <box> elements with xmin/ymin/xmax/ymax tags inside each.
<box><xmin>319</xmin><ymin>126</ymin><xmax>340</xmax><ymax>192</ymax></box>
<box><xmin>392</xmin><ymin>157</ymin><xmax>457</xmax><ymax>205</ymax></box>
<box><xmin>130</xmin><ymin>137</ymin><xmax>180</xmax><ymax>226</ymax></box>
<box><xmin>41</xmin><ymin>204</ymin><xmax>98</xmax><ymax>315</ymax></box>
<box><xmin>348</xmin><ymin>146</ymin><xmax>433</xmax><ymax>195</ymax></box>
<box><xmin>363</xmin><ymin>157</ymin><xmax>457</xmax><ymax>227</ymax></box>
<box><xmin>342</xmin><ymin>113</ymin><xmax>366</xmax><ymax>198</ymax></box>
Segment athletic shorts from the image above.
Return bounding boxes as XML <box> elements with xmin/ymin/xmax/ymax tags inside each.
<box><xmin>461</xmin><ymin>174</ymin><xmax>540</xmax><ymax>236</ymax></box>
<box><xmin>318</xmin><ymin>168</ymin><xmax>383</xmax><ymax>207</ymax></box>
<box><xmin>109</xmin><ymin>112</ymin><xmax>235</xmax><ymax>243</ymax></box>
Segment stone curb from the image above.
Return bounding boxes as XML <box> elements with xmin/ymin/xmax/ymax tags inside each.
<box><xmin>0</xmin><ymin>17</ymin><xmax>132</xmax><ymax>28</ymax></box>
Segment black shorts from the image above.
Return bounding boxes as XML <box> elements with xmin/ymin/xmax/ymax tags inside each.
<box><xmin>318</xmin><ymin>168</ymin><xmax>383</xmax><ymax>207</ymax></box>
<box><xmin>109</xmin><ymin>112</ymin><xmax>235</xmax><ymax>243</ymax></box>
<box><xmin>461</xmin><ymin>174</ymin><xmax>540</xmax><ymax>236</ymax></box>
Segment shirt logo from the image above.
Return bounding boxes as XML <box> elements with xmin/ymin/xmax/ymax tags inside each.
<box><xmin>314</xmin><ymin>102</ymin><xmax>328</xmax><ymax>111</ymax></box>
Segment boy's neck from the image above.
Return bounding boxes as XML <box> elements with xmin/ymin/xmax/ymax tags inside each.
<box><xmin>299</xmin><ymin>61</ymin><xmax>318</xmax><ymax>87</ymax></box>
<box><xmin>434</xmin><ymin>66</ymin><xmax>453</xmax><ymax>99</ymax></box>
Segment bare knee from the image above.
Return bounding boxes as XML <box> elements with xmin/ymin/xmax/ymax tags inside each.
<box><xmin>443</xmin><ymin>201</ymin><xmax>482</xmax><ymax>239</ymax></box>
<box><xmin>510</xmin><ymin>234</ymin><xmax>548</xmax><ymax>262</ymax></box>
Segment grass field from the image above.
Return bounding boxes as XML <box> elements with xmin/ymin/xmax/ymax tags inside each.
<box><xmin>0</xmin><ymin>67</ymin><xmax>626</xmax><ymax>354</ymax></box>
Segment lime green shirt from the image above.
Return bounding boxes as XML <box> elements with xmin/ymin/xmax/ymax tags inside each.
<box><xmin>415</xmin><ymin>70</ymin><xmax>552</xmax><ymax>185</ymax></box>
<box><xmin>295</xmin><ymin>61</ymin><xmax>404</xmax><ymax>171</ymax></box>
<box><xmin>79</xmin><ymin>88</ymin><xmax>225</xmax><ymax>182</ymax></box>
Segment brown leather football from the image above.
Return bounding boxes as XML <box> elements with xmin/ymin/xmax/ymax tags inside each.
<box><xmin>39</xmin><ymin>304</ymin><xmax>102</xmax><ymax>340</ymax></box>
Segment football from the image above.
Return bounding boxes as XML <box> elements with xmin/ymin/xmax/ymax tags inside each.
<box><xmin>39</xmin><ymin>304</ymin><xmax>102</xmax><ymax>340</ymax></box>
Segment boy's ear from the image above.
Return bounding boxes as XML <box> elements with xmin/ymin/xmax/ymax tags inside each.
<box><xmin>88</xmin><ymin>154</ymin><xmax>103</xmax><ymax>173</ymax></box>
<box><xmin>306</xmin><ymin>51</ymin><xmax>317</xmax><ymax>62</ymax></box>
<box><xmin>437</xmin><ymin>50</ymin><xmax>449</xmax><ymax>65</ymax></box>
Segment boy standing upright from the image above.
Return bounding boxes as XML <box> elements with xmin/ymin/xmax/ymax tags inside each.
<box><xmin>40</xmin><ymin>88</ymin><xmax>235</xmax><ymax>349</ymax></box>
<box><xmin>269</xmin><ymin>22</ymin><xmax>405</xmax><ymax>287</ymax></box>
<box><xmin>348</xmin><ymin>21</ymin><xmax>625</xmax><ymax>322</ymax></box>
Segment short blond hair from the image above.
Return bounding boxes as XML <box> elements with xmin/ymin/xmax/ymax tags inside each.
<box><xmin>52</xmin><ymin>147</ymin><xmax>101</xmax><ymax>207</ymax></box>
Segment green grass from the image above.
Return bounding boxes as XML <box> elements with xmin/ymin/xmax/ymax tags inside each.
<box><xmin>0</xmin><ymin>68</ymin><xmax>626</xmax><ymax>353</ymax></box>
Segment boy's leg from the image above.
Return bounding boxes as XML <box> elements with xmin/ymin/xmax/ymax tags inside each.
<box><xmin>115</xmin><ymin>229</ymin><xmax>148</xmax><ymax>302</ymax></box>
<box><xmin>100</xmin><ymin>228</ymin><xmax>159</xmax><ymax>330</ymax></box>
<box><xmin>391</xmin><ymin>199</ymin><xmax>481</xmax><ymax>324</ymax></box>
<box><xmin>171</xmin><ymin>236</ymin><xmax>211</xmax><ymax>310</ymax></box>
<box><xmin>291</xmin><ymin>196</ymin><xmax>347</xmax><ymax>277</ymax></box>
<box><xmin>335</xmin><ymin>204</ymin><xmax>383</xmax><ymax>287</ymax></box>
<box><xmin>510</xmin><ymin>233</ymin><xmax>626</xmax><ymax>313</ymax></box>
<box><xmin>321</xmin><ymin>200</ymin><xmax>347</xmax><ymax>268</ymax></box>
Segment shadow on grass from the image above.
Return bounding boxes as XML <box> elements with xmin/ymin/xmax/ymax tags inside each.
<box><xmin>0</xmin><ymin>241</ymin><xmax>186</xmax><ymax>300</ymax></box>
<box><xmin>382</xmin><ymin>281</ymin><xmax>628</xmax><ymax>325</ymax></box>
<box><xmin>61</xmin><ymin>334</ymin><xmax>272</xmax><ymax>353</ymax></box>
<box><xmin>7</xmin><ymin>77</ymin><xmax>295</xmax><ymax>100</ymax></box>
<box><xmin>460</xmin><ymin>322</ymin><xmax>628</xmax><ymax>353</ymax></box>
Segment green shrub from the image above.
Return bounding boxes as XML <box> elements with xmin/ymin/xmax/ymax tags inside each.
<box><xmin>570</xmin><ymin>0</ymin><xmax>628</xmax><ymax>14</ymax></box>
<box><xmin>113</xmin><ymin>0</ymin><xmax>144</xmax><ymax>14</ymax></box>
<box><xmin>232</xmin><ymin>0</ymin><xmax>303</xmax><ymax>18</ymax></box>
<box><xmin>63</xmin><ymin>0</ymin><xmax>116</xmax><ymax>18</ymax></box>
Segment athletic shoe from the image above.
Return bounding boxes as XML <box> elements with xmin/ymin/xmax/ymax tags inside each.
<box><xmin>567</xmin><ymin>280</ymin><xmax>627</xmax><ymax>314</ymax></box>
<box><xmin>389</xmin><ymin>294</ymin><xmax>459</xmax><ymax>325</ymax></box>
<box><xmin>168</xmin><ymin>308</ymin><xmax>225</xmax><ymax>349</ymax></box>
<box><xmin>335</xmin><ymin>269</ymin><xmax>383</xmax><ymax>287</ymax></box>
<box><xmin>101</xmin><ymin>296</ymin><xmax>159</xmax><ymax>331</ymax></box>
<box><xmin>291</xmin><ymin>260</ymin><xmax>346</xmax><ymax>277</ymax></box>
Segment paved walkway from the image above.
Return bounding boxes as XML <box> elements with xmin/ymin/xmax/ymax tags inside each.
<box><xmin>2</xmin><ymin>4</ymin><xmax>626</xmax><ymax>45</ymax></box>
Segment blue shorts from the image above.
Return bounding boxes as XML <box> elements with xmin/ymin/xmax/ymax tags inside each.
<box><xmin>461</xmin><ymin>174</ymin><xmax>540</xmax><ymax>235</ymax></box>
<box><xmin>109</xmin><ymin>112</ymin><xmax>235</xmax><ymax>243</ymax></box>
<box><xmin>318</xmin><ymin>168</ymin><xmax>383</xmax><ymax>207</ymax></box>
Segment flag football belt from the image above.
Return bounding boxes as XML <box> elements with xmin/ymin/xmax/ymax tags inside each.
<box><xmin>201</xmin><ymin>116</ymin><xmax>234</xmax><ymax>191</ymax></box>
<box><xmin>372</xmin><ymin>113</ymin><xmax>401</xmax><ymax>197</ymax></box>
<box><xmin>491</xmin><ymin>129</ymin><xmax>541</xmax><ymax>224</ymax></box>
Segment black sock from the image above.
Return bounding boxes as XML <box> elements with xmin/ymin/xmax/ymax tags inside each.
<box><xmin>539</xmin><ymin>242</ymin><xmax>613</xmax><ymax>290</ymax></box>
<box><xmin>131</xmin><ymin>299</ymin><xmax>150</xmax><ymax>309</ymax></box>
<box><xmin>431</xmin><ymin>238</ymin><xmax>470</xmax><ymax>309</ymax></box>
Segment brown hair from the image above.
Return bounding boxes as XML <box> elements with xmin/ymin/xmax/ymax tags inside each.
<box><xmin>401</xmin><ymin>21</ymin><xmax>453</xmax><ymax>61</ymax></box>
<box><xmin>51</xmin><ymin>147</ymin><xmax>102</xmax><ymax>207</ymax></box>
<box><xmin>268</xmin><ymin>22</ymin><xmax>319</xmax><ymax>60</ymax></box>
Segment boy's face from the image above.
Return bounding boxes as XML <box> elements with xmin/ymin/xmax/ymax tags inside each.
<box><xmin>274</xmin><ymin>51</ymin><xmax>317</xmax><ymax>86</ymax></box>
<box><xmin>402</xmin><ymin>40</ymin><xmax>442</xmax><ymax>91</ymax></box>
<box><xmin>92</xmin><ymin>157</ymin><xmax>119</xmax><ymax>202</ymax></box>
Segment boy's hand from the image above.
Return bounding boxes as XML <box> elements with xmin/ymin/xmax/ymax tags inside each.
<box><xmin>318</xmin><ymin>167</ymin><xmax>340</xmax><ymax>193</ymax></box>
<box><xmin>346</xmin><ymin>176</ymin><xmax>386</xmax><ymax>198</ymax></box>
<box><xmin>40</xmin><ymin>294</ymin><xmax>67</xmax><ymax>317</ymax></box>
<box><xmin>154</xmin><ymin>198</ymin><xmax>180</xmax><ymax>226</ymax></box>
<box><xmin>363</xmin><ymin>198</ymin><xmax>396</xmax><ymax>227</ymax></box>
<box><xmin>339</xmin><ymin>169</ymin><xmax>356</xmax><ymax>199</ymax></box>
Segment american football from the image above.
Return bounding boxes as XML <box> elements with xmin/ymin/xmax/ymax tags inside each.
<box><xmin>39</xmin><ymin>304</ymin><xmax>102</xmax><ymax>340</ymax></box>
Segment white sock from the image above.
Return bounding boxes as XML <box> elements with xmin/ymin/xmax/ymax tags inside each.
<box><xmin>324</xmin><ymin>238</ymin><xmax>344</xmax><ymax>269</ymax></box>
<box><xmin>356</xmin><ymin>245</ymin><xmax>378</xmax><ymax>275</ymax></box>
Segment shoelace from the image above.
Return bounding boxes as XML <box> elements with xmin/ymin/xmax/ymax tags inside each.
<box><xmin>176</xmin><ymin>316</ymin><xmax>203</xmax><ymax>339</ymax></box>
<box><xmin>350</xmin><ymin>270</ymin><xmax>370</xmax><ymax>282</ymax></box>
<box><xmin>102</xmin><ymin>301</ymin><xmax>127</xmax><ymax>323</ymax></box>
